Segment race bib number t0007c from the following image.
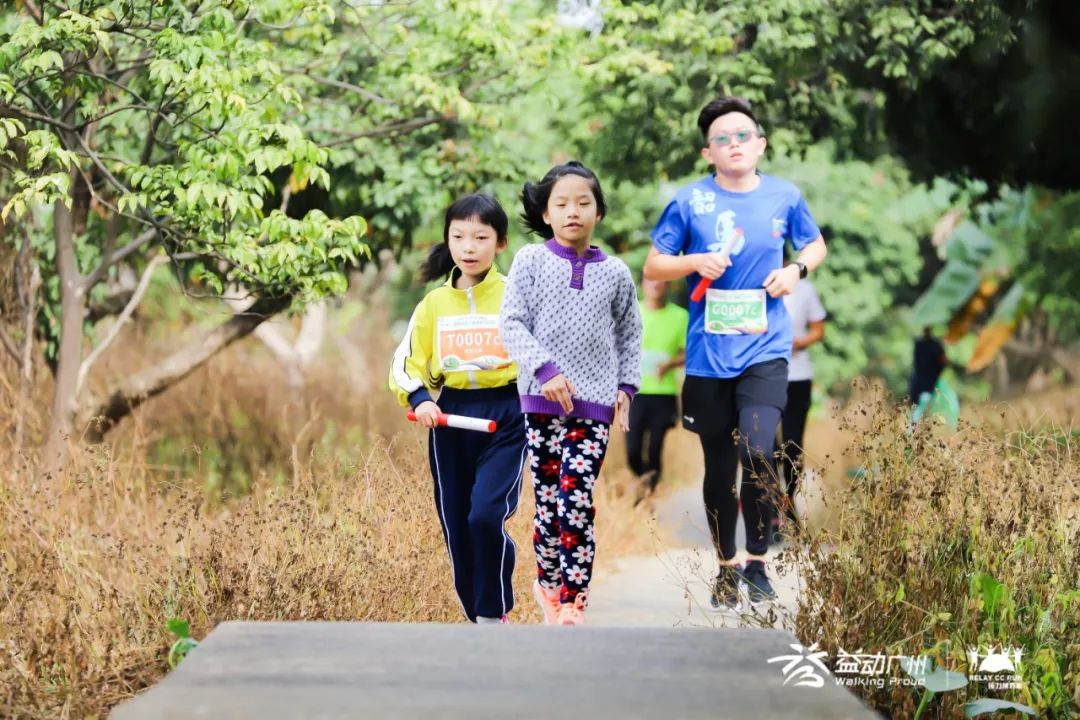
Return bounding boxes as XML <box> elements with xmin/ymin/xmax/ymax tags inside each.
<box><xmin>704</xmin><ymin>289</ymin><xmax>768</xmax><ymax>335</ymax></box>
<box><xmin>436</xmin><ymin>314</ymin><xmax>511</xmax><ymax>372</ymax></box>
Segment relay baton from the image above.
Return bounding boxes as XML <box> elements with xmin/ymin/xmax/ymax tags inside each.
<box><xmin>407</xmin><ymin>411</ymin><xmax>497</xmax><ymax>433</ymax></box>
<box><xmin>689</xmin><ymin>230</ymin><xmax>742</xmax><ymax>302</ymax></box>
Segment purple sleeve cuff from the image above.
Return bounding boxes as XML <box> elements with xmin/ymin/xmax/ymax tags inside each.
<box><xmin>407</xmin><ymin>388</ymin><xmax>434</xmax><ymax>410</ymax></box>
<box><xmin>535</xmin><ymin>362</ymin><xmax>561</xmax><ymax>385</ymax></box>
<box><xmin>618</xmin><ymin>384</ymin><xmax>637</xmax><ymax>402</ymax></box>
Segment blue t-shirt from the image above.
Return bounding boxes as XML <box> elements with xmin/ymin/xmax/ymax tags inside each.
<box><xmin>651</xmin><ymin>173</ymin><xmax>821</xmax><ymax>379</ymax></box>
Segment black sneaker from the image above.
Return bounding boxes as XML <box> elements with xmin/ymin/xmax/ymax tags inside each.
<box><xmin>741</xmin><ymin>560</ymin><xmax>777</xmax><ymax>604</ymax></box>
<box><xmin>709</xmin><ymin>565</ymin><xmax>743</xmax><ymax>612</ymax></box>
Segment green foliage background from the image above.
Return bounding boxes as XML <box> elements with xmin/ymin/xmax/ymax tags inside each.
<box><xmin>2</xmin><ymin>0</ymin><xmax>1078</xmax><ymax>403</ymax></box>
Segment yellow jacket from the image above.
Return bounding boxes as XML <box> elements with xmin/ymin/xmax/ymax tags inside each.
<box><xmin>389</xmin><ymin>268</ymin><xmax>518</xmax><ymax>408</ymax></box>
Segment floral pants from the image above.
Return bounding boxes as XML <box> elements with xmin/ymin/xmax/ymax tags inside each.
<box><xmin>525</xmin><ymin>414</ymin><xmax>610</xmax><ymax>604</ymax></box>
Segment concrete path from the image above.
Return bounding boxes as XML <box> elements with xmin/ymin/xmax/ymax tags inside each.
<box><xmin>587</xmin><ymin>482</ymin><xmax>808</xmax><ymax>630</ymax></box>
<box><xmin>110</xmin><ymin>472</ymin><xmax>878</xmax><ymax>719</ymax></box>
<box><xmin>111</xmin><ymin>622</ymin><xmax>876</xmax><ymax>719</ymax></box>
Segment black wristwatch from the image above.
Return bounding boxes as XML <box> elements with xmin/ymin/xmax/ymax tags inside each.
<box><xmin>795</xmin><ymin>261</ymin><xmax>808</xmax><ymax>279</ymax></box>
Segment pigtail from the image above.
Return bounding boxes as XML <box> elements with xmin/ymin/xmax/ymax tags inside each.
<box><xmin>418</xmin><ymin>242</ymin><xmax>455</xmax><ymax>283</ymax></box>
<box><xmin>520</xmin><ymin>181</ymin><xmax>553</xmax><ymax>238</ymax></box>
<box><xmin>421</xmin><ymin>193</ymin><xmax>509</xmax><ymax>282</ymax></box>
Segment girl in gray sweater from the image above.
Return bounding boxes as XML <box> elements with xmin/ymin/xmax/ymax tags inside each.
<box><xmin>500</xmin><ymin>161</ymin><xmax>642</xmax><ymax>625</ymax></box>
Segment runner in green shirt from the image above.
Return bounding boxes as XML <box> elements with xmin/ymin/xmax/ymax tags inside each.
<box><xmin>627</xmin><ymin>277</ymin><xmax>689</xmax><ymax>498</ymax></box>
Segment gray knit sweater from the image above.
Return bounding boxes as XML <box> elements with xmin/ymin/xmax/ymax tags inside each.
<box><xmin>499</xmin><ymin>239</ymin><xmax>642</xmax><ymax>423</ymax></box>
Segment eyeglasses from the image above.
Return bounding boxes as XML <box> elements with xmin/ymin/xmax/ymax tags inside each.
<box><xmin>709</xmin><ymin>130</ymin><xmax>759</xmax><ymax>147</ymax></box>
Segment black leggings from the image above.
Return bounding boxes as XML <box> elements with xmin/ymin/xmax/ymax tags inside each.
<box><xmin>700</xmin><ymin>405</ymin><xmax>783</xmax><ymax>560</ymax></box>
<box><xmin>780</xmin><ymin>380</ymin><xmax>812</xmax><ymax>520</ymax></box>
<box><xmin>626</xmin><ymin>394</ymin><xmax>677</xmax><ymax>489</ymax></box>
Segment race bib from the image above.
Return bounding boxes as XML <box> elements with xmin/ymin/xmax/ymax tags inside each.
<box><xmin>704</xmin><ymin>289</ymin><xmax>768</xmax><ymax>335</ymax></box>
<box><xmin>436</xmin><ymin>314</ymin><xmax>511</xmax><ymax>372</ymax></box>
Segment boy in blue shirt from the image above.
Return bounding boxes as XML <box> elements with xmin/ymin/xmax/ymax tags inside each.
<box><xmin>644</xmin><ymin>96</ymin><xmax>827</xmax><ymax>611</ymax></box>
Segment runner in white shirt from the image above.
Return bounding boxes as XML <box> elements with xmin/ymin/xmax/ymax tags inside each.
<box><xmin>776</xmin><ymin>277</ymin><xmax>826</xmax><ymax>541</ymax></box>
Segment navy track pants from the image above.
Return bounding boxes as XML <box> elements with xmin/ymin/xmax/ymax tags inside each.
<box><xmin>428</xmin><ymin>385</ymin><xmax>527</xmax><ymax>621</ymax></box>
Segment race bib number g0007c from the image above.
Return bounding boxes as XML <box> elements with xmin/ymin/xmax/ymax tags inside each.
<box><xmin>704</xmin><ymin>289</ymin><xmax>768</xmax><ymax>335</ymax></box>
<box><xmin>436</xmin><ymin>314</ymin><xmax>511</xmax><ymax>372</ymax></box>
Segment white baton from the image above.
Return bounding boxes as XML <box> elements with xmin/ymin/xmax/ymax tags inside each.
<box><xmin>407</xmin><ymin>411</ymin><xmax>497</xmax><ymax>433</ymax></box>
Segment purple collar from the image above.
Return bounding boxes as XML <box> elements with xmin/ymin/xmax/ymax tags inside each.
<box><xmin>544</xmin><ymin>238</ymin><xmax>607</xmax><ymax>290</ymax></box>
<box><xmin>544</xmin><ymin>238</ymin><xmax>607</xmax><ymax>263</ymax></box>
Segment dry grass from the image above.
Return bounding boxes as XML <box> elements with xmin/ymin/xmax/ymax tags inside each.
<box><xmin>0</xmin><ymin>306</ymin><xmax>655</xmax><ymax>719</ymax></box>
<box><xmin>793</xmin><ymin>386</ymin><xmax>1080</xmax><ymax>718</ymax></box>
<box><xmin>3</xmin><ymin>300</ymin><xmax>1077</xmax><ymax>718</ymax></box>
<box><xmin>624</xmin><ymin>378</ymin><xmax>1080</xmax><ymax>717</ymax></box>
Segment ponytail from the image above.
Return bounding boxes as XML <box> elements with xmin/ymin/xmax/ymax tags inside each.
<box><xmin>418</xmin><ymin>242</ymin><xmax>455</xmax><ymax>283</ymax></box>
<box><xmin>521</xmin><ymin>180</ymin><xmax>552</xmax><ymax>237</ymax></box>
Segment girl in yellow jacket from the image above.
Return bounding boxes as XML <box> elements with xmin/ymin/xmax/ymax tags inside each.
<box><xmin>389</xmin><ymin>193</ymin><xmax>526</xmax><ymax>624</ymax></box>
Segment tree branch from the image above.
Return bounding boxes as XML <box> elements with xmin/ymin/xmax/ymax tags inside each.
<box><xmin>76</xmin><ymin>102</ymin><xmax>162</xmax><ymax>130</ymax></box>
<box><xmin>305</xmin><ymin>73</ymin><xmax>398</xmax><ymax>107</ymax></box>
<box><xmin>71</xmin><ymin>129</ymin><xmax>131</xmax><ymax>196</ymax></box>
<box><xmin>22</xmin><ymin>0</ymin><xmax>44</xmax><ymax>23</ymax></box>
<box><xmin>140</xmin><ymin>90</ymin><xmax>173</xmax><ymax>166</ymax></box>
<box><xmin>78</xmin><ymin>294</ymin><xmax>292</xmax><ymax>441</ymax></box>
<box><xmin>1004</xmin><ymin>338</ymin><xmax>1043</xmax><ymax>358</ymax></box>
<box><xmin>72</xmin><ymin>69</ymin><xmax>154</xmax><ymax>107</ymax></box>
<box><xmin>96</xmin><ymin>208</ymin><xmax>121</xmax><ymax>280</ymax></box>
<box><xmin>82</xmin><ymin>227</ymin><xmax>158</xmax><ymax>290</ymax></box>
<box><xmin>315</xmin><ymin>115</ymin><xmax>443</xmax><ymax>147</ymax></box>
<box><xmin>224</xmin><ymin>294</ymin><xmax>302</xmax><ymax>386</ymax></box>
<box><xmin>68</xmin><ymin>130</ymin><xmax>174</xmax><ymax>245</ymax></box>
<box><xmin>6</xmin><ymin>105</ymin><xmax>75</xmax><ymax>132</ymax></box>
<box><xmin>76</xmin><ymin>254</ymin><xmax>168</xmax><ymax>395</ymax></box>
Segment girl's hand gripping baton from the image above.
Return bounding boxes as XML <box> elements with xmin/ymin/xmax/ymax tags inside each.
<box><xmin>690</xmin><ymin>231</ymin><xmax>741</xmax><ymax>302</ymax></box>
<box><xmin>407</xmin><ymin>411</ymin><xmax>497</xmax><ymax>433</ymax></box>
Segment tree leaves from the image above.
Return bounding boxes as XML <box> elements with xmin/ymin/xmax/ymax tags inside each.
<box><xmin>0</xmin><ymin>0</ymin><xmax>373</xmax><ymax>377</ymax></box>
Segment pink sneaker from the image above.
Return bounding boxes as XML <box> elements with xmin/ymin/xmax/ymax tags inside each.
<box><xmin>533</xmin><ymin>581</ymin><xmax>561</xmax><ymax>625</ymax></box>
<box><xmin>557</xmin><ymin>593</ymin><xmax>588</xmax><ymax>625</ymax></box>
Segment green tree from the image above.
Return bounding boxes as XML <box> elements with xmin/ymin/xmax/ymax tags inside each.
<box><xmin>0</xmin><ymin>1</ymin><xmax>368</xmax><ymax>461</ymax></box>
<box><xmin>548</xmin><ymin>0</ymin><xmax>1018</xmax><ymax>185</ymax></box>
<box><xmin>278</xmin><ymin>0</ymin><xmax>570</xmax><ymax>249</ymax></box>
<box><xmin>1</xmin><ymin>0</ymin><xmax>571</xmax><ymax>460</ymax></box>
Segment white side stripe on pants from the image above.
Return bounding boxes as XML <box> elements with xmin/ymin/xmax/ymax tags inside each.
<box><xmin>498</xmin><ymin>445</ymin><xmax>528</xmax><ymax>617</ymax></box>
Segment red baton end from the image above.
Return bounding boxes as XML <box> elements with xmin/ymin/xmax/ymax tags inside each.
<box><xmin>691</xmin><ymin>277</ymin><xmax>711</xmax><ymax>302</ymax></box>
